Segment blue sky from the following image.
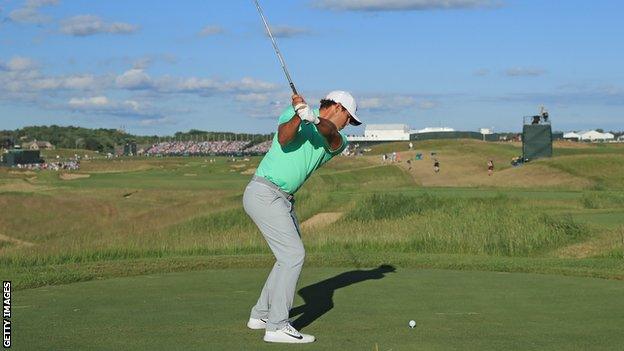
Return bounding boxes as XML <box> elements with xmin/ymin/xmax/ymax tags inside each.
<box><xmin>0</xmin><ymin>0</ymin><xmax>622</xmax><ymax>135</ymax></box>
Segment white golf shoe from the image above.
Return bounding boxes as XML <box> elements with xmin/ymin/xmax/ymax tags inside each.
<box><xmin>263</xmin><ymin>323</ymin><xmax>315</xmax><ymax>343</ymax></box>
<box><xmin>247</xmin><ymin>317</ymin><xmax>267</xmax><ymax>330</ymax></box>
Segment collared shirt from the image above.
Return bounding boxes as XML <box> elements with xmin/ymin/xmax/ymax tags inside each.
<box><xmin>255</xmin><ymin>106</ymin><xmax>348</xmax><ymax>194</ymax></box>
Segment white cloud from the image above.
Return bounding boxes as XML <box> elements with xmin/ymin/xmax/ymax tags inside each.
<box><xmin>8</xmin><ymin>0</ymin><xmax>58</xmax><ymax>24</ymax></box>
<box><xmin>19</xmin><ymin>74</ymin><xmax>100</xmax><ymax>91</ymax></box>
<box><xmin>2</xmin><ymin>56</ymin><xmax>39</xmax><ymax>71</ymax></box>
<box><xmin>359</xmin><ymin>95</ymin><xmax>437</xmax><ymax>111</ymax></box>
<box><xmin>199</xmin><ymin>25</ymin><xmax>223</xmax><ymax>36</ymax></box>
<box><xmin>418</xmin><ymin>100</ymin><xmax>437</xmax><ymax>109</ymax></box>
<box><xmin>115</xmin><ymin>68</ymin><xmax>153</xmax><ymax>90</ymax></box>
<box><xmin>68</xmin><ymin>96</ymin><xmax>110</xmax><ymax>108</ymax></box>
<box><xmin>267</xmin><ymin>25</ymin><xmax>311</xmax><ymax>38</ymax></box>
<box><xmin>313</xmin><ymin>0</ymin><xmax>500</xmax><ymax>12</ymax></box>
<box><xmin>360</xmin><ymin>95</ymin><xmax>418</xmax><ymax>110</ymax></box>
<box><xmin>0</xmin><ymin>57</ymin><xmax>283</xmax><ymax>124</ymax></box>
<box><xmin>235</xmin><ymin>93</ymin><xmax>274</xmax><ymax>103</ymax></box>
<box><xmin>505</xmin><ymin>67</ymin><xmax>546</xmax><ymax>77</ymax></box>
<box><xmin>114</xmin><ymin>69</ymin><xmax>278</xmax><ymax>96</ymax></box>
<box><xmin>0</xmin><ymin>57</ymin><xmax>105</xmax><ymax>94</ymax></box>
<box><xmin>358</xmin><ymin>97</ymin><xmax>383</xmax><ymax>109</ymax></box>
<box><xmin>60</xmin><ymin>15</ymin><xmax>138</xmax><ymax>36</ymax></box>
<box><xmin>66</xmin><ymin>95</ymin><xmax>161</xmax><ymax>120</ymax></box>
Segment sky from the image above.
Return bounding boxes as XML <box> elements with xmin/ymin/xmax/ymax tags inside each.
<box><xmin>0</xmin><ymin>0</ymin><xmax>622</xmax><ymax>136</ymax></box>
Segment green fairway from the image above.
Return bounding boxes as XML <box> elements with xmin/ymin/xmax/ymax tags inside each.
<box><xmin>13</xmin><ymin>267</ymin><xmax>624</xmax><ymax>351</ymax></box>
<box><xmin>2</xmin><ymin>140</ymin><xmax>624</xmax><ymax>350</ymax></box>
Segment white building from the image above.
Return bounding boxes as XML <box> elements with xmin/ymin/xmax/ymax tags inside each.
<box><xmin>347</xmin><ymin>124</ymin><xmax>411</xmax><ymax>141</ymax></box>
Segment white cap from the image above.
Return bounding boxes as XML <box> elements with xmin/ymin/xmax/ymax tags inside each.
<box><xmin>325</xmin><ymin>90</ymin><xmax>361</xmax><ymax>126</ymax></box>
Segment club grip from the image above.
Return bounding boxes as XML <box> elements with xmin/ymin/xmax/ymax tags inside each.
<box><xmin>289</xmin><ymin>83</ymin><xmax>298</xmax><ymax>95</ymax></box>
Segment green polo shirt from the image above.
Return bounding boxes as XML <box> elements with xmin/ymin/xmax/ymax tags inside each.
<box><xmin>255</xmin><ymin>106</ymin><xmax>348</xmax><ymax>194</ymax></box>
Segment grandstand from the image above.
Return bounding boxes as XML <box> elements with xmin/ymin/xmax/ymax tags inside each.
<box><xmin>144</xmin><ymin>140</ymin><xmax>273</xmax><ymax>156</ymax></box>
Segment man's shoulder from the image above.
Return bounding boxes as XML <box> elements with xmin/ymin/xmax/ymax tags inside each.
<box><xmin>278</xmin><ymin>106</ymin><xmax>296</xmax><ymax>123</ymax></box>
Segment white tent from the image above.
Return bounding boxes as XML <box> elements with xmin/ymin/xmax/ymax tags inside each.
<box><xmin>563</xmin><ymin>132</ymin><xmax>581</xmax><ymax>139</ymax></box>
<box><xmin>578</xmin><ymin>130</ymin><xmax>615</xmax><ymax>141</ymax></box>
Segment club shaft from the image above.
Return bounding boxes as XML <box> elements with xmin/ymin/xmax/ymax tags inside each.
<box><xmin>253</xmin><ymin>0</ymin><xmax>298</xmax><ymax>95</ymax></box>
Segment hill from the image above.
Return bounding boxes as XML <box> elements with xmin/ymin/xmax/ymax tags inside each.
<box><xmin>366</xmin><ymin>139</ymin><xmax>624</xmax><ymax>189</ymax></box>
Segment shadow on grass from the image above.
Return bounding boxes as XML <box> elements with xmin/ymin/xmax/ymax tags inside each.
<box><xmin>290</xmin><ymin>264</ymin><xmax>396</xmax><ymax>330</ymax></box>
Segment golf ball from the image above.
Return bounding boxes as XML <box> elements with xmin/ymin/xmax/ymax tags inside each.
<box><xmin>409</xmin><ymin>320</ymin><xmax>416</xmax><ymax>328</ymax></box>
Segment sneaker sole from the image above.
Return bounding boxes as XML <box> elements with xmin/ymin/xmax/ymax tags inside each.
<box><xmin>247</xmin><ymin>323</ymin><xmax>266</xmax><ymax>330</ymax></box>
<box><xmin>263</xmin><ymin>334</ymin><xmax>315</xmax><ymax>343</ymax></box>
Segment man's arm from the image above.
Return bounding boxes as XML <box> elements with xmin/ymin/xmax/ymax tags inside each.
<box><xmin>277</xmin><ymin>114</ymin><xmax>302</xmax><ymax>147</ymax></box>
<box><xmin>277</xmin><ymin>94</ymin><xmax>308</xmax><ymax>147</ymax></box>
<box><xmin>315</xmin><ymin>118</ymin><xmax>343</xmax><ymax>151</ymax></box>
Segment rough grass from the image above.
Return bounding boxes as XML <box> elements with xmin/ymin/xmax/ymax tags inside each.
<box><xmin>581</xmin><ymin>192</ymin><xmax>624</xmax><ymax>209</ymax></box>
<box><xmin>339</xmin><ymin>193</ymin><xmax>587</xmax><ymax>256</ymax></box>
<box><xmin>2</xmin><ymin>141</ymin><xmax>624</xmax><ymax>290</ymax></box>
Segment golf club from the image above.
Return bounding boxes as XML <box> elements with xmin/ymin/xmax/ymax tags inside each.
<box><xmin>253</xmin><ymin>0</ymin><xmax>298</xmax><ymax>95</ymax></box>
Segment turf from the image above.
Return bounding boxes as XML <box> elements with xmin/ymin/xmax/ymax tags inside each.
<box><xmin>3</xmin><ymin>141</ymin><xmax>624</xmax><ymax>350</ymax></box>
<box><xmin>13</xmin><ymin>267</ymin><xmax>624</xmax><ymax>351</ymax></box>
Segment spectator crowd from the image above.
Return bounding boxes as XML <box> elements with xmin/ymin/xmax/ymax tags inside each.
<box><xmin>144</xmin><ymin>140</ymin><xmax>272</xmax><ymax>156</ymax></box>
<box><xmin>15</xmin><ymin>160</ymin><xmax>80</xmax><ymax>171</ymax></box>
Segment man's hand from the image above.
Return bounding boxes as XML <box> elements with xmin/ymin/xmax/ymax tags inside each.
<box><xmin>292</xmin><ymin>94</ymin><xmax>305</xmax><ymax>107</ymax></box>
<box><xmin>292</xmin><ymin>94</ymin><xmax>319</xmax><ymax>125</ymax></box>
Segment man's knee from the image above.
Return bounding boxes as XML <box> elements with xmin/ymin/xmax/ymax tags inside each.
<box><xmin>280</xmin><ymin>247</ymin><xmax>305</xmax><ymax>268</ymax></box>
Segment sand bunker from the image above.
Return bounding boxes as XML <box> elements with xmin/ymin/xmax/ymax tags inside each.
<box><xmin>59</xmin><ymin>173</ymin><xmax>91</xmax><ymax>180</ymax></box>
<box><xmin>301</xmin><ymin>212</ymin><xmax>344</xmax><ymax>230</ymax></box>
<box><xmin>9</xmin><ymin>170</ymin><xmax>37</xmax><ymax>176</ymax></box>
<box><xmin>0</xmin><ymin>234</ymin><xmax>35</xmax><ymax>247</ymax></box>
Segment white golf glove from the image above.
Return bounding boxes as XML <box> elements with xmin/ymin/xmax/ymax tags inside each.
<box><xmin>294</xmin><ymin>103</ymin><xmax>319</xmax><ymax>125</ymax></box>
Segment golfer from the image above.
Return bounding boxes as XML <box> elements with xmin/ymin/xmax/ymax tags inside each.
<box><xmin>487</xmin><ymin>159</ymin><xmax>494</xmax><ymax>176</ymax></box>
<box><xmin>243</xmin><ymin>91</ymin><xmax>361</xmax><ymax>343</ymax></box>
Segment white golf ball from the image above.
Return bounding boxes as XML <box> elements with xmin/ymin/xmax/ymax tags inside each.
<box><xmin>408</xmin><ymin>320</ymin><xmax>416</xmax><ymax>328</ymax></box>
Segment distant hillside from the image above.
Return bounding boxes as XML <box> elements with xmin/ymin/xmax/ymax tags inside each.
<box><xmin>0</xmin><ymin>126</ymin><xmax>273</xmax><ymax>152</ymax></box>
<box><xmin>367</xmin><ymin>139</ymin><xmax>624</xmax><ymax>190</ymax></box>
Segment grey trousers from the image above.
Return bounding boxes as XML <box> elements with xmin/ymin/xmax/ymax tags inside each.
<box><xmin>242</xmin><ymin>177</ymin><xmax>305</xmax><ymax>331</ymax></box>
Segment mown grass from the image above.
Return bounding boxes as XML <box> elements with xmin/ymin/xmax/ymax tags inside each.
<box><xmin>2</xmin><ymin>142</ymin><xmax>624</xmax><ymax>290</ymax></box>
